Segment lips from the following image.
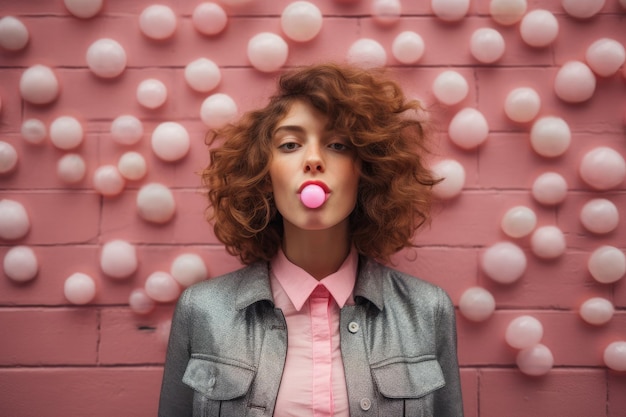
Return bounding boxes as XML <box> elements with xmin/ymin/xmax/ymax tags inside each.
<box><xmin>298</xmin><ymin>180</ymin><xmax>330</xmax><ymax>194</ymax></box>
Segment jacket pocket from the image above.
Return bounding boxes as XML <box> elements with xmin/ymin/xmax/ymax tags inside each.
<box><xmin>182</xmin><ymin>355</ymin><xmax>255</xmax><ymax>417</ymax></box>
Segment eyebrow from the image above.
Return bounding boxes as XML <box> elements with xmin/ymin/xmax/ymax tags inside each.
<box><xmin>272</xmin><ymin>125</ymin><xmax>306</xmax><ymax>137</ymax></box>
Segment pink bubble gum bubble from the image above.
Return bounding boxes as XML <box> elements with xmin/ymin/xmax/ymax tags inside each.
<box><xmin>145</xmin><ymin>271</ymin><xmax>181</xmax><ymax>303</ymax></box>
<box><xmin>64</xmin><ymin>0</ymin><xmax>103</xmax><ymax>19</ymax></box>
<box><xmin>347</xmin><ymin>38</ymin><xmax>387</xmax><ymax>69</ymax></box>
<box><xmin>92</xmin><ymin>165</ymin><xmax>125</xmax><ymax>197</ymax></box>
<box><xmin>3</xmin><ymin>245</ymin><xmax>38</xmax><ymax>283</ymax></box>
<box><xmin>516</xmin><ymin>343</ymin><xmax>554</xmax><ymax>376</ymax></box>
<box><xmin>281</xmin><ymin>1</ymin><xmax>323</xmax><ymax>42</ymax></box>
<box><xmin>64</xmin><ymin>272</ymin><xmax>97</xmax><ymax>305</ymax></box>
<box><xmin>519</xmin><ymin>9</ymin><xmax>559</xmax><ymax>48</ymax></box>
<box><xmin>586</xmin><ymin>38</ymin><xmax>626</xmax><ymax>77</ymax></box>
<box><xmin>482</xmin><ymin>241</ymin><xmax>527</xmax><ymax>284</ymax></box>
<box><xmin>580</xmin><ymin>198</ymin><xmax>619</xmax><ymax>234</ymax></box>
<box><xmin>448</xmin><ymin>108</ymin><xmax>489</xmax><ymax>150</ymax></box>
<box><xmin>489</xmin><ymin>0</ymin><xmax>527</xmax><ymax>26</ymax></box>
<box><xmin>192</xmin><ymin>2</ymin><xmax>228</xmax><ymax>36</ymax></box>
<box><xmin>200</xmin><ymin>93</ymin><xmax>238</xmax><ymax>129</ymax></box>
<box><xmin>579</xmin><ymin>146</ymin><xmax>626</xmax><ymax>190</ymax></box>
<box><xmin>470</xmin><ymin>28</ymin><xmax>505</xmax><ymax>64</ymax></box>
<box><xmin>459</xmin><ymin>287</ymin><xmax>496</xmax><ymax>322</ymax></box>
<box><xmin>185</xmin><ymin>58</ymin><xmax>221</xmax><ymax>93</ymax></box>
<box><xmin>19</xmin><ymin>65</ymin><xmax>60</xmax><ymax>105</ymax></box>
<box><xmin>139</xmin><ymin>5</ymin><xmax>177</xmax><ymax>40</ymax></box>
<box><xmin>57</xmin><ymin>153</ymin><xmax>87</xmax><ymax>184</ymax></box>
<box><xmin>554</xmin><ymin>61</ymin><xmax>596</xmax><ymax>103</ymax></box>
<box><xmin>151</xmin><ymin>121</ymin><xmax>190</xmax><ymax>162</ymax></box>
<box><xmin>247</xmin><ymin>32</ymin><xmax>289</xmax><ymax>73</ymax></box>
<box><xmin>300</xmin><ymin>184</ymin><xmax>326</xmax><ymax>209</ymax></box>
<box><xmin>371</xmin><ymin>0</ymin><xmax>401</xmax><ymax>26</ymax></box>
<box><xmin>529</xmin><ymin>116</ymin><xmax>571</xmax><ymax>158</ymax></box>
<box><xmin>100</xmin><ymin>240</ymin><xmax>137</xmax><ymax>279</ymax></box>
<box><xmin>562</xmin><ymin>0</ymin><xmax>605</xmax><ymax>19</ymax></box>
<box><xmin>86</xmin><ymin>38</ymin><xmax>127</xmax><ymax>78</ymax></box>
<box><xmin>111</xmin><ymin>115</ymin><xmax>144</xmax><ymax>146</ymax></box>
<box><xmin>0</xmin><ymin>16</ymin><xmax>30</xmax><ymax>51</ymax></box>
<box><xmin>392</xmin><ymin>31</ymin><xmax>425</xmax><ymax>64</ymax></box>
<box><xmin>532</xmin><ymin>172</ymin><xmax>567</xmax><ymax>205</ymax></box>
<box><xmin>431</xmin><ymin>0</ymin><xmax>470</xmax><ymax>22</ymax></box>
<box><xmin>530</xmin><ymin>225</ymin><xmax>566</xmax><ymax>259</ymax></box>
<box><xmin>504</xmin><ymin>87</ymin><xmax>541</xmax><ymax>123</ymax></box>
<box><xmin>432</xmin><ymin>70</ymin><xmax>469</xmax><ymax>105</ymax></box>
<box><xmin>171</xmin><ymin>253</ymin><xmax>208</xmax><ymax>287</ymax></box>
<box><xmin>431</xmin><ymin>159</ymin><xmax>465</xmax><ymax>199</ymax></box>
<box><xmin>129</xmin><ymin>288</ymin><xmax>156</xmax><ymax>315</ymax></box>
<box><xmin>588</xmin><ymin>246</ymin><xmax>625</xmax><ymax>284</ymax></box>
<box><xmin>0</xmin><ymin>141</ymin><xmax>18</xmax><ymax>174</ymax></box>
<box><xmin>21</xmin><ymin>119</ymin><xmax>47</xmax><ymax>145</ymax></box>
<box><xmin>580</xmin><ymin>297</ymin><xmax>614</xmax><ymax>325</ymax></box>
<box><xmin>118</xmin><ymin>151</ymin><xmax>147</xmax><ymax>181</ymax></box>
<box><xmin>137</xmin><ymin>183</ymin><xmax>176</xmax><ymax>224</ymax></box>
<box><xmin>603</xmin><ymin>341</ymin><xmax>626</xmax><ymax>372</ymax></box>
<box><xmin>501</xmin><ymin>206</ymin><xmax>537</xmax><ymax>238</ymax></box>
<box><xmin>137</xmin><ymin>78</ymin><xmax>167</xmax><ymax>109</ymax></box>
<box><xmin>50</xmin><ymin>116</ymin><xmax>84</xmax><ymax>150</ymax></box>
<box><xmin>0</xmin><ymin>199</ymin><xmax>30</xmax><ymax>240</ymax></box>
<box><xmin>505</xmin><ymin>315</ymin><xmax>544</xmax><ymax>349</ymax></box>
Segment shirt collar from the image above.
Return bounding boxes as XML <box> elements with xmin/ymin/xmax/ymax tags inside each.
<box><xmin>270</xmin><ymin>247</ymin><xmax>358</xmax><ymax>311</ymax></box>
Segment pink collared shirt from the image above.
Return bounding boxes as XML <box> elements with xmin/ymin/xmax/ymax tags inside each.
<box><xmin>270</xmin><ymin>248</ymin><xmax>358</xmax><ymax>417</ymax></box>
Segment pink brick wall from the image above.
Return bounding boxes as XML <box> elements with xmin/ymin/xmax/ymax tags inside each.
<box><xmin>1</xmin><ymin>1</ymin><xmax>625</xmax><ymax>416</ymax></box>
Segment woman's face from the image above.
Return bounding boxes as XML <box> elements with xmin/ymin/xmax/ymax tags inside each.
<box><xmin>269</xmin><ymin>100</ymin><xmax>361</xmax><ymax>233</ymax></box>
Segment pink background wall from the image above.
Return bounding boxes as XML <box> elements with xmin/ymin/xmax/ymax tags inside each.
<box><xmin>1</xmin><ymin>0</ymin><xmax>625</xmax><ymax>416</ymax></box>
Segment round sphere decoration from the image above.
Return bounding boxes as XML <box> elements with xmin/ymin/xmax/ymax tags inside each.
<box><xmin>92</xmin><ymin>165</ymin><xmax>126</xmax><ymax>197</ymax></box>
<box><xmin>532</xmin><ymin>172</ymin><xmax>568</xmax><ymax>206</ymax></box>
<box><xmin>247</xmin><ymin>32</ymin><xmax>289</xmax><ymax>73</ymax></box>
<box><xmin>200</xmin><ymin>93</ymin><xmax>238</xmax><ymax>129</ymax></box>
<box><xmin>586</xmin><ymin>38</ymin><xmax>626</xmax><ymax>77</ymax></box>
<box><xmin>281</xmin><ymin>1</ymin><xmax>323</xmax><ymax>42</ymax></box>
<box><xmin>448</xmin><ymin>108</ymin><xmax>489</xmax><ymax>150</ymax></box>
<box><xmin>192</xmin><ymin>2</ymin><xmax>228</xmax><ymax>36</ymax></box>
<box><xmin>371</xmin><ymin>0</ymin><xmax>402</xmax><ymax>26</ymax></box>
<box><xmin>432</xmin><ymin>70</ymin><xmax>469</xmax><ymax>105</ymax></box>
<box><xmin>129</xmin><ymin>288</ymin><xmax>156</xmax><ymax>315</ymax></box>
<box><xmin>139</xmin><ymin>5</ymin><xmax>177</xmax><ymax>40</ymax></box>
<box><xmin>579</xmin><ymin>147</ymin><xmax>626</xmax><ymax>190</ymax></box>
<box><xmin>0</xmin><ymin>199</ymin><xmax>30</xmax><ymax>241</ymax></box>
<box><xmin>516</xmin><ymin>344</ymin><xmax>554</xmax><ymax>376</ymax></box>
<box><xmin>554</xmin><ymin>61</ymin><xmax>596</xmax><ymax>104</ymax></box>
<box><xmin>111</xmin><ymin>115</ymin><xmax>144</xmax><ymax>146</ymax></box>
<box><xmin>57</xmin><ymin>153</ymin><xmax>87</xmax><ymax>184</ymax></box>
<box><xmin>588</xmin><ymin>246</ymin><xmax>625</xmax><ymax>284</ymax></box>
<box><xmin>470</xmin><ymin>28</ymin><xmax>506</xmax><ymax>64</ymax></box>
<box><xmin>347</xmin><ymin>38</ymin><xmax>387</xmax><ymax>69</ymax></box>
<box><xmin>64</xmin><ymin>272</ymin><xmax>97</xmax><ymax>305</ymax></box>
<box><xmin>392</xmin><ymin>31</ymin><xmax>425</xmax><ymax>64</ymax></box>
<box><xmin>64</xmin><ymin>0</ymin><xmax>103</xmax><ymax>19</ymax></box>
<box><xmin>431</xmin><ymin>159</ymin><xmax>465</xmax><ymax>199</ymax></box>
<box><xmin>171</xmin><ymin>253</ymin><xmax>208</xmax><ymax>287</ymax></box>
<box><xmin>3</xmin><ymin>245</ymin><xmax>38</xmax><ymax>283</ymax></box>
<box><xmin>505</xmin><ymin>315</ymin><xmax>544</xmax><ymax>350</ymax></box>
<box><xmin>21</xmin><ymin>119</ymin><xmax>47</xmax><ymax>145</ymax></box>
<box><xmin>530</xmin><ymin>225</ymin><xmax>566</xmax><ymax>259</ymax></box>
<box><xmin>459</xmin><ymin>287</ymin><xmax>496</xmax><ymax>322</ymax></box>
<box><xmin>519</xmin><ymin>9</ymin><xmax>559</xmax><ymax>48</ymax></box>
<box><xmin>529</xmin><ymin>116</ymin><xmax>571</xmax><ymax>158</ymax></box>
<box><xmin>603</xmin><ymin>341</ymin><xmax>626</xmax><ymax>372</ymax></box>
<box><xmin>118</xmin><ymin>151</ymin><xmax>147</xmax><ymax>181</ymax></box>
<box><xmin>431</xmin><ymin>0</ymin><xmax>470</xmax><ymax>22</ymax></box>
<box><xmin>185</xmin><ymin>58</ymin><xmax>221</xmax><ymax>93</ymax></box>
<box><xmin>151</xmin><ymin>122</ymin><xmax>190</xmax><ymax>163</ymax></box>
<box><xmin>137</xmin><ymin>78</ymin><xmax>168</xmax><ymax>109</ymax></box>
<box><xmin>145</xmin><ymin>271</ymin><xmax>181</xmax><ymax>303</ymax></box>
<box><xmin>49</xmin><ymin>116</ymin><xmax>84</xmax><ymax>151</ymax></box>
<box><xmin>0</xmin><ymin>16</ymin><xmax>30</xmax><ymax>51</ymax></box>
<box><xmin>0</xmin><ymin>141</ymin><xmax>18</xmax><ymax>174</ymax></box>
<box><xmin>489</xmin><ymin>0</ymin><xmax>527</xmax><ymax>26</ymax></box>
<box><xmin>100</xmin><ymin>240</ymin><xmax>138</xmax><ymax>279</ymax></box>
<box><xmin>504</xmin><ymin>87</ymin><xmax>541</xmax><ymax>123</ymax></box>
<box><xmin>580</xmin><ymin>198</ymin><xmax>619</xmax><ymax>234</ymax></box>
<box><xmin>19</xmin><ymin>65</ymin><xmax>60</xmax><ymax>105</ymax></box>
<box><xmin>579</xmin><ymin>297</ymin><xmax>614</xmax><ymax>326</ymax></box>
<box><xmin>501</xmin><ymin>206</ymin><xmax>537</xmax><ymax>238</ymax></box>
<box><xmin>136</xmin><ymin>183</ymin><xmax>176</xmax><ymax>224</ymax></box>
<box><xmin>86</xmin><ymin>38</ymin><xmax>127</xmax><ymax>78</ymax></box>
<box><xmin>482</xmin><ymin>241</ymin><xmax>527</xmax><ymax>284</ymax></box>
<box><xmin>562</xmin><ymin>0</ymin><xmax>605</xmax><ymax>19</ymax></box>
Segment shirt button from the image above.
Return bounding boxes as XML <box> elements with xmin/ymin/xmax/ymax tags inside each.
<box><xmin>348</xmin><ymin>321</ymin><xmax>359</xmax><ymax>333</ymax></box>
<box><xmin>360</xmin><ymin>397</ymin><xmax>371</xmax><ymax>411</ymax></box>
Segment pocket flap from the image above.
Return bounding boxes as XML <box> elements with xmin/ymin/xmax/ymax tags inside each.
<box><xmin>371</xmin><ymin>358</ymin><xmax>445</xmax><ymax>399</ymax></box>
<box><xmin>182</xmin><ymin>356</ymin><xmax>255</xmax><ymax>400</ymax></box>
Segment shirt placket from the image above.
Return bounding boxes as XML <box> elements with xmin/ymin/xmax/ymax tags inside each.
<box><xmin>310</xmin><ymin>285</ymin><xmax>333</xmax><ymax>417</ymax></box>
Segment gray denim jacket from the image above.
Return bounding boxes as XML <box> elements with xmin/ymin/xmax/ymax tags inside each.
<box><xmin>159</xmin><ymin>257</ymin><xmax>463</xmax><ymax>417</ymax></box>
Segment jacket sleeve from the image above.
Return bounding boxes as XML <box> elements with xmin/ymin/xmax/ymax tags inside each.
<box><xmin>434</xmin><ymin>287</ymin><xmax>464</xmax><ymax>417</ymax></box>
<box><xmin>158</xmin><ymin>288</ymin><xmax>194</xmax><ymax>417</ymax></box>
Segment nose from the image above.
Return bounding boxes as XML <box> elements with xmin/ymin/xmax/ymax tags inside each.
<box><xmin>304</xmin><ymin>143</ymin><xmax>324</xmax><ymax>173</ymax></box>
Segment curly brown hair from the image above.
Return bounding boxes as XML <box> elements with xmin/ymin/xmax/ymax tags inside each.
<box><xmin>202</xmin><ymin>62</ymin><xmax>439</xmax><ymax>265</ymax></box>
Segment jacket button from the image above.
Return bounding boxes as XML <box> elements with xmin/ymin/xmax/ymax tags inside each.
<box><xmin>360</xmin><ymin>397</ymin><xmax>371</xmax><ymax>411</ymax></box>
<box><xmin>348</xmin><ymin>321</ymin><xmax>359</xmax><ymax>333</ymax></box>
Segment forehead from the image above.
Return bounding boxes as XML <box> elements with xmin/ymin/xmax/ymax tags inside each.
<box><xmin>274</xmin><ymin>100</ymin><xmax>328</xmax><ymax>130</ymax></box>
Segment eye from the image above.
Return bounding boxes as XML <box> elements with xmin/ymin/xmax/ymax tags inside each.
<box><xmin>278</xmin><ymin>141</ymin><xmax>300</xmax><ymax>152</ymax></box>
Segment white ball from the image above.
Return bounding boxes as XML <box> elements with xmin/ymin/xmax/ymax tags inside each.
<box><xmin>501</xmin><ymin>206</ymin><xmax>537</xmax><ymax>238</ymax></box>
<box><xmin>579</xmin><ymin>297</ymin><xmax>614</xmax><ymax>326</ymax></box>
<box><xmin>0</xmin><ymin>16</ymin><xmax>29</xmax><ymax>51</ymax></box>
<box><xmin>86</xmin><ymin>38</ymin><xmax>127</xmax><ymax>78</ymax></box>
<box><xmin>431</xmin><ymin>0</ymin><xmax>470</xmax><ymax>22</ymax></box>
<box><xmin>57</xmin><ymin>153</ymin><xmax>87</xmax><ymax>184</ymax></box>
<box><xmin>530</xmin><ymin>225</ymin><xmax>566</xmax><ymax>259</ymax></box>
<box><xmin>136</xmin><ymin>183</ymin><xmax>176</xmax><ymax>224</ymax></box>
<box><xmin>459</xmin><ymin>287</ymin><xmax>496</xmax><ymax>322</ymax></box>
<box><xmin>118</xmin><ymin>152</ymin><xmax>147</xmax><ymax>181</ymax></box>
<box><xmin>431</xmin><ymin>159</ymin><xmax>465</xmax><ymax>199</ymax></box>
<box><xmin>588</xmin><ymin>246</ymin><xmax>625</xmax><ymax>284</ymax></box>
<box><xmin>170</xmin><ymin>253</ymin><xmax>208</xmax><ymax>287</ymax></box>
<box><xmin>136</xmin><ymin>78</ymin><xmax>168</xmax><ymax>109</ymax></box>
<box><xmin>19</xmin><ymin>65</ymin><xmax>60</xmax><ymax>105</ymax></box>
<box><xmin>470</xmin><ymin>28</ymin><xmax>506</xmax><ymax>64</ymax></box>
<box><xmin>392</xmin><ymin>31</ymin><xmax>425</xmax><ymax>64</ymax></box>
<box><xmin>100</xmin><ymin>239</ymin><xmax>138</xmax><ymax>279</ymax></box>
<box><xmin>516</xmin><ymin>343</ymin><xmax>554</xmax><ymax>376</ymax></box>
<box><xmin>562</xmin><ymin>0</ymin><xmax>605</xmax><ymax>19</ymax></box>
<box><xmin>64</xmin><ymin>272</ymin><xmax>97</xmax><ymax>304</ymax></box>
<box><xmin>200</xmin><ymin>93</ymin><xmax>238</xmax><ymax>129</ymax></box>
<box><xmin>144</xmin><ymin>271</ymin><xmax>181</xmax><ymax>303</ymax></box>
<box><xmin>281</xmin><ymin>1</ymin><xmax>323</xmax><ymax>42</ymax></box>
<box><xmin>505</xmin><ymin>315</ymin><xmax>544</xmax><ymax>349</ymax></box>
<box><xmin>139</xmin><ymin>5</ymin><xmax>177</xmax><ymax>40</ymax></box>
<box><xmin>0</xmin><ymin>199</ymin><xmax>30</xmax><ymax>240</ymax></box>
<box><xmin>151</xmin><ymin>122</ymin><xmax>190</xmax><ymax>162</ymax></box>
<box><xmin>489</xmin><ymin>0</ymin><xmax>527</xmax><ymax>25</ymax></box>
<box><xmin>448</xmin><ymin>107</ymin><xmax>489</xmax><ymax>150</ymax></box>
<box><xmin>586</xmin><ymin>38</ymin><xmax>626</xmax><ymax>77</ymax></box>
<box><xmin>371</xmin><ymin>0</ymin><xmax>402</xmax><ymax>25</ymax></box>
<box><xmin>192</xmin><ymin>2</ymin><xmax>228</xmax><ymax>36</ymax></box>
<box><xmin>64</xmin><ymin>0</ymin><xmax>103</xmax><ymax>19</ymax></box>
<box><xmin>0</xmin><ymin>141</ymin><xmax>18</xmax><ymax>174</ymax></box>
<box><xmin>110</xmin><ymin>115</ymin><xmax>144</xmax><ymax>146</ymax></box>
<box><xmin>21</xmin><ymin>119</ymin><xmax>47</xmax><ymax>145</ymax></box>
<box><xmin>603</xmin><ymin>341</ymin><xmax>626</xmax><ymax>372</ymax></box>
<box><xmin>519</xmin><ymin>9</ymin><xmax>559</xmax><ymax>48</ymax></box>
<box><xmin>3</xmin><ymin>245</ymin><xmax>38</xmax><ymax>283</ymax></box>
<box><xmin>247</xmin><ymin>32</ymin><xmax>289</xmax><ymax>73</ymax></box>
<box><xmin>580</xmin><ymin>198</ymin><xmax>619</xmax><ymax>234</ymax></box>
<box><xmin>185</xmin><ymin>58</ymin><xmax>221</xmax><ymax>93</ymax></box>
<box><xmin>92</xmin><ymin>165</ymin><xmax>126</xmax><ymax>197</ymax></box>
<box><xmin>347</xmin><ymin>38</ymin><xmax>387</xmax><ymax>69</ymax></box>
<box><xmin>49</xmin><ymin>116</ymin><xmax>84</xmax><ymax>150</ymax></box>
<box><xmin>504</xmin><ymin>87</ymin><xmax>541</xmax><ymax>123</ymax></box>
<box><xmin>481</xmin><ymin>241</ymin><xmax>527</xmax><ymax>284</ymax></box>
<box><xmin>531</xmin><ymin>172</ymin><xmax>568</xmax><ymax>205</ymax></box>
<box><xmin>529</xmin><ymin>116</ymin><xmax>571</xmax><ymax>158</ymax></box>
<box><xmin>432</xmin><ymin>70</ymin><xmax>469</xmax><ymax>105</ymax></box>
<box><xmin>554</xmin><ymin>60</ymin><xmax>596</xmax><ymax>104</ymax></box>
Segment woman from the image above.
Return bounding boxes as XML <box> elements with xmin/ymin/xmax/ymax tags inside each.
<box><xmin>159</xmin><ymin>63</ymin><xmax>463</xmax><ymax>416</ymax></box>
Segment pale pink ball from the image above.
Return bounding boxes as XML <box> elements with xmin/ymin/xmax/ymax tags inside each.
<box><xmin>151</xmin><ymin>122</ymin><xmax>190</xmax><ymax>162</ymax></box>
<box><xmin>110</xmin><ymin>115</ymin><xmax>144</xmax><ymax>146</ymax></box>
<box><xmin>588</xmin><ymin>246</ymin><xmax>625</xmax><ymax>284</ymax></box>
<box><xmin>470</xmin><ymin>28</ymin><xmax>505</xmax><ymax>64</ymax></box>
<box><xmin>137</xmin><ymin>78</ymin><xmax>167</xmax><ymax>109</ymax></box>
<box><xmin>371</xmin><ymin>0</ymin><xmax>402</xmax><ymax>26</ymax></box>
<box><xmin>118</xmin><ymin>151</ymin><xmax>147</xmax><ymax>181</ymax></box>
<box><xmin>129</xmin><ymin>288</ymin><xmax>156</xmax><ymax>315</ymax></box>
<box><xmin>504</xmin><ymin>87</ymin><xmax>541</xmax><ymax>123</ymax></box>
<box><xmin>448</xmin><ymin>107</ymin><xmax>489</xmax><ymax>150</ymax></box>
<box><xmin>603</xmin><ymin>341</ymin><xmax>626</xmax><ymax>372</ymax></box>
<box><xmin>554</xmin><ymin>61</ymin><xmax>596</xmax><ymax>103</ymax></box>
<box><xmin>516</xmin><ymin>344</ymin><xmax>554</xmax><ymax>376</ymax></box>
<box><xmin>86</xmin><ymin>38</ymin><xmax>127</xmax><ymax>78</ymax></box>
<box><xmin>579</xmin><ymin>297</ymin><xmax>614</xmax><ymax>326</ymax></box>
<box><xmin>170</xmin><ymin>253</ymin><xmax>208</xmax><ymax>287</ymax></box>
<box><xmin>49</xmin><ymin>116</ymin><xmax>84</xmax><ymax>150</ymax></box>
<box><xmin>0</xmin><ymin>141</ymin><xmax>18</xmax><ymax>174</ymax></box>
<box><xmin>519</xmin><ymin>9</ymin><xmax>559</xmax><ymax>48</ymax></box>
<box><xmin>586</xmin><ymin>38</ymin><xmax>626</xmax><ymax>77</ymax></box>
<box><xmin>562</xmin><ymin>0</ymin><xmax>605</xmax><ymax>19</ymax></box>
<box><xmin>489</xmin><ymin>0</ymin><xmax>527</xmax><ymax>25</ymax></box>
<box><xmin>347</xmin><ymin>38</ymin><xmax>387</xmax><ymax>69</ymax></box>
<box><xmin>145</xmin><ymin>271</ymin><xmax>181</xmax><ymax>303</ymax></box>
<box><xmin>0</xmin><ymin>199</ymin><xmax>30</xmax><ymax>240</ymax></box>
<box><xmin>501</xmin><ymin>206</ymin><xmax>537</xmax><ymax>238</ymax></box>
<box><xmin>21</xmin><ymin>119</ymin><xmax>47</xmax><ymax>145</ymax></box>
<box><xmin>185</xmin><ymin>58</ymin><xmax>221</xmax><ymax>93</ymax></box>
<box><xmin>431</xmin><ymin>159</ymin><xmax>465</xmax><ymax>199</ymax></box>
<box><xmin>532</xmin><ymin>172</ymin><xmax>568</xmax><ymax>205</ymax></box>
<box><xmin>139</xmin><ymin>5</ymin><xmax>177</xmax><ymax>40</ymax></box>
<box><xmin>93</xmin><ymin>165</ymin><xmax>126</xmax><ymax>197</ymax></box>
<box><xmin>57</xmin><ymin>154</ymin><xmax>87</xmax><ymax>184</ymax></box>
<box><xmin>19</xmin><ymin>65</ymin><xmax>60</xmax><ymax>105</ymax></box>
<box><xmin>64</xmin><ymin>0</ymin><xmax>103</xmax><ymax>19</ymax></box>
<box><xmin>200</xmin><ymin>93</ymin><xmax>238</xmax><ymax>129</ymax></box>
<box><xmin>392</xmin><ymin>31</ymin><xmax>425</xmax><ymax>64</ymax></box>
<box><xmin>431</xmin><ymin>0</ymin><xmax>470</xmax><ymax>22</ymax></box>
<box><xmin>579</xmin><ymin>147</ymin><xmax>626</xmax><ymax>190</ymax></box>
<box><xmin>3</xmin><ymin>245</ymin><xmax>38</xmax><ymax>283</ymax></box>
<box><xmin>247</xmin><ymin>32</ymin><xmax>289</xmax><ymax>73</ymax></box>
<box><xmin>281</xmin><ymin>1</ymin><xmax>323</xmax><ymax>42</ymax></box>
<box><xmin>432</xmin><ymin>70</ymin><xmax>469</xmax><ymax>105</ymax></box>
<box><xmin>505</xmin><ymin>315</ymin><xmax>544</xmax><ymax>349</ymax></box>
<box><xmin>64</xmin><ymin>272</ymin><xmax>97</xmax><ymax>305</ymax></box>
<box><xmin>580</xmin><ymin>198</ymin><xmax>619</xmax><ymax>234</ymax></box>
<box><xmin>530</xmin><ymin>225</ymin><xmax>566</xmax><ymax>259</ymax></box>
<box><xmin>100</xmin><ymin>239</ymin><xmax>137</xmax><ymax>279</ymax></box>
<box><xmin>192</xmin><ymin>2</ymin><xmax>228</xmax><ymax>36</ymax></box>
<box><xmin>482</xmin><ymin>241</ymin><xmax>527</xmax><ymax>284</ymax></box>
<box><xmin>529</xmin><ymin>116</ymin><xmax>571</xmax><ymax>158</ymax></box>
<box><xmin>459</xmin><ymin>287</ymin><xmax>496</xmax><ymax>322</ymax></box>
<box><xmin>136</xmin><ymin>183</ymin><xmax>176</xmax><ymax>224</ymax></box>
<box><xmin>0</xmin><ymin>16</ymin><xmax>29</xmax><ymax>51</ymax></box>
